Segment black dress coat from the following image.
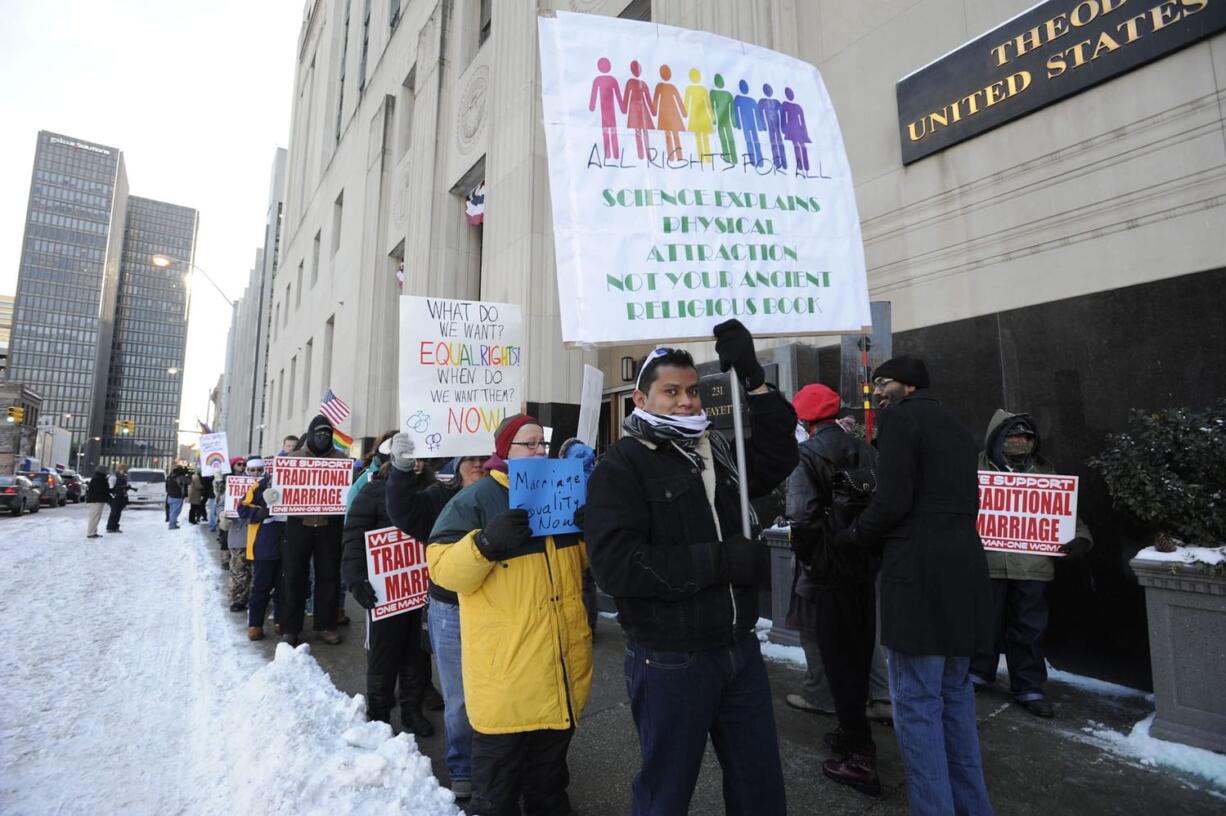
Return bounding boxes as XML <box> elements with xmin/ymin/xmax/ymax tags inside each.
<box><xmin>846</xmin><ymin>390</ymin><xmax>993</xmax><ymax>657</ymax></box>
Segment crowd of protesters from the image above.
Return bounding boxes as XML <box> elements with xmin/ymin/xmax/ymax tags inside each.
<box><xmin>91</xmin><ymin>318</ymin><xmax>1095</xmax><ymax>815</ymax></box>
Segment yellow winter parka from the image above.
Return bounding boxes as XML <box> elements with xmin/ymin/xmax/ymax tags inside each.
<box><xmin>427</xmin><ymin>469</ymin><xmax>592</xmax><ymax>734</ymax></box>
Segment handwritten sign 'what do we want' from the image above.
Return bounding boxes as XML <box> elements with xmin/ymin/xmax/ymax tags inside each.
<box><xmin>399</xmin><ymin>295</ymin><xmax>524</xmax><ymax>459</ymax></box>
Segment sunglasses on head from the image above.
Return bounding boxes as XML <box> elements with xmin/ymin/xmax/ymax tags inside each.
<box><xmin>635</xmin><ymin>347</ymin><xmax>676</xmax><ymax>392</ymax></box>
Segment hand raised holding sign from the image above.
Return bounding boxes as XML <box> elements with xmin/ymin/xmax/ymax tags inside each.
<box><xmin>714</xmin><ymin>319</ymin><xmax>765</xmax><ymax>391</ymax></box>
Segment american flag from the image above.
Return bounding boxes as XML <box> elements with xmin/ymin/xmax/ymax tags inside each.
<box><xmin>319</xmin><ymin>389</ymin><xmax>351</xmax><ymax>425</ymax></box>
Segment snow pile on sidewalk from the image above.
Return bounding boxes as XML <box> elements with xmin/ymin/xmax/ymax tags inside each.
<box><xmin>218</xmin><ymin>643</ymin><xmax>458</xmax><ymax>815</ymax></box>
<box><xmin>755</xmin><ymin>617</ymin><xmax>807</xmax><ymax>668</ymax></box>
<box><xmin>0</xmin><ymin>508</ymin><xmax>458</xmax><ymax>815</ymax></box>
<box><xmin>1083</xmin><ymin>715</ymin><xmax>1226</xmax><ymax>791</ymax></box>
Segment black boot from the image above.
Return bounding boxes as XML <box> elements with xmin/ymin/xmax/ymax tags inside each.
<box><xmin>400</xmin><ymin>705</ymin><xmax>435</xmax><ymax>737</ymax></box>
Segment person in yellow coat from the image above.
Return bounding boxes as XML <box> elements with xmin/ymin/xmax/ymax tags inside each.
<box><xmin>427</xmin><ymin>414</ymin><xmax>592</xmax><ymax>816</ymax></box>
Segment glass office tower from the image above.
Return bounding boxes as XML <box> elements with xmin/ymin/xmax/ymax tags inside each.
<box><xmin>101</xmin><ymin>197</ymin><xmax>197</xmax><ymax>468</ymax></box>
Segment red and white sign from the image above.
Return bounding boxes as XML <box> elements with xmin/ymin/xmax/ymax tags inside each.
<box><xmin>268</xmin><ymin>457</ymin><xmax>353</xmax><ymax>515</ymax></box>
<box><xmin>364</xmin><ymin>526</ymin><xmax>430</xmax><ymax>620</ymax></box>
<box><xmin>224</xmin><ymin>476</ymin><xmax>259</xmax><ymax>519</ymax></box>
<box><xmin>976</xmin><ymin>471</ymin><xmax>1079</xmax><ymax>557</ymax></box>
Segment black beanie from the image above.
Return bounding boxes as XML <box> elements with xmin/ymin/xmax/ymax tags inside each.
<box><xmin>873</xmin><ymin>355</ymin><xmax>930</xmax><ymax>388</ymax></box>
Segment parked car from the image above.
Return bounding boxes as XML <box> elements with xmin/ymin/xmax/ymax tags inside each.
<box><xmin>60</xmin><ymin>470</ymin><xmax>84</xmax><ymax>503</ymax></box>
<box><xmin>22</xmin><ymin>471</ymin><xmax>66</xmax><ymax>507</ymax></box>
<box><xmin>0</xmin><ymin>475</ymin><xmax>40</xmax><ymax>516</ymax></box>
<box><xmin>127</xmin><ymin>468</ymin><xmax>167</xmax><ymax>506</ymax></box>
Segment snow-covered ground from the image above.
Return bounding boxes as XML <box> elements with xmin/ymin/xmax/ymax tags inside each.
<box><xmin>0</xmin><ymin>505</ymin><xmax>458</xmax><ymax>815</ymax></box>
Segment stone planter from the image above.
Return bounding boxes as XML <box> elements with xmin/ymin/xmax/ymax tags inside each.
<box><xmin>1130</xmin><ymin>556</ymin><xmax>1226</xmax><ymax>753</ymax></box>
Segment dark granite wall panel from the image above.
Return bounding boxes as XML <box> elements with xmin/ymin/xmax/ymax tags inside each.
<box><xmin>880</xmin><ymin>267</ymin><xmax>1226</xmax><ymax>689</ymax></box>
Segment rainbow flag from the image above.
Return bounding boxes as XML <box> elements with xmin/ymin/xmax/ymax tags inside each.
<box><xmin>332</xmin><ymin>428</ymin><xmax>353</xmax><ymax>453</ymax></box>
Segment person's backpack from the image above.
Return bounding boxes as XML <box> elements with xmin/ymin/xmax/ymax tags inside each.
<box><xmin>804</xmin><ymin>445</ymin><xmax>877</xmax><ymax>580</ymax></box>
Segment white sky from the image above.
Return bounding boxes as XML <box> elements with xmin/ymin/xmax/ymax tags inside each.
<box><xmin>0</xmin><ymin>0</ymin><xmax>303</xmax><ymax>450</ymax></box>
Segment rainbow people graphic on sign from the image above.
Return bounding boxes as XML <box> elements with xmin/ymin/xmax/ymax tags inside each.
<box><xmin>589</xmin><ymin>57</ymin><xmax>625</xmax><ymax>160</ymax></box>
<box><xmin>651</xmin><ymin>64</ymin><xmax>687</xmax><ymax>162</ymax></box>
<box><xmin>621</xmin><ymin>60</ymin><xmax>656</xmax><ymax>159</ymax></box>
<box><xmin>580</xmin><ymin>57</ymin><xmax>817</xmax><ymax>176</ymax></box>
<box><xmin>709</xmin><ymin>74</ymin><xmax>737</xmax><ymax>164</ymax></box>
<box><xmin>683</xmin><ymin>68</ymin><xmax>715</xmax><ymax>163</ymax></box>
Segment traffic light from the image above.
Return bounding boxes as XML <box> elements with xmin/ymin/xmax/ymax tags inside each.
<box><xmin>5</xmin><ymin>406</ymin><xmax>23</xmax><ymax>424</ymax></box>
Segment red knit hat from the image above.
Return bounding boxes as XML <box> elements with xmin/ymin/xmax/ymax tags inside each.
<box><xmin>493</xmin><ymin>414</ymin><xmax>540</xmax><ymax>459</ymax></box>
<box><xmin>792</xmin><ymin>384</ymin><xmax>841</xmax><ymax>422</ymax></box>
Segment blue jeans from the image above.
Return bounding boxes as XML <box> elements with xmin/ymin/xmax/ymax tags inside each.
<box><xmin>167</xmin><ymin>498</ymin><xmax>184</xmax><ymax>528</ymax></box>
<box><xmin>428</xmin><ymin>597</ymin><xmax>471</xmax><ymax>783</ymax></box>
<box><xmin>887</xmin><ymin>649</ymin><xmax>993</xmax><ymax>816</ymax></box>
<box><xmin>624</xmin><ymin>632</ymin><xmax>786</xmax><ymax>816</ymax></box>
<box><xmin>206</xmin><ymin>497</ymin><xmax>218</xmax><ymax>530</ymax></box>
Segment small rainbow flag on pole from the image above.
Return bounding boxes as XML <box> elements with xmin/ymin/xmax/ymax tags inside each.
<box><xmin>332</xmin><ymin>427</ymin><xmax>353</xmax><ymax>453</ymax></box>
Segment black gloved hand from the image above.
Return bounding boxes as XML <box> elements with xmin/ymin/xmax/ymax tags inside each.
<box><xmin>1059</xmin><ymin>537</ymin><xmax>1092</xmax><ymax>559</ymax></box>
<box><xmin>789</xmin><ymin>523</ymin><xmax>823</xmax><ymax>564</ymax></box>
<box><xmin>713</xmin><ymin>319</ymin><xmax>765</xmax><ymax>390</ymax></box>
<box><xmin>351</xmin><ymin>580</ymin><xmax>378</xmax><ymax>610</ymax></box>
<box><xmin>476</xmin><ymin>508</ymin><xmax>533</xmax><ymax>561</ymax></box>
<box><xmin>721</xmin><ymin>535</ymin><xmax>764</xmax><ymax>586</ymax></box>
<box><xmin>573</xmin><ymin>505</ymin><xmax>586</xmax><ymax>534</ymax></box>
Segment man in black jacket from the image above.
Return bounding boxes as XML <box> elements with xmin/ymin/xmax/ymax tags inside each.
<box><xmin>786</xmin><ymin>383</ymin><xmax>886</xmax><ymax>795</ymax></box>
<box><xmin>838</xmin><ymin>356</ymin><xmax>994</xmax><ymax>815</ymax></box>
<box><xmin>85</xmin><ymin>468</ymin><xmax>110</xmax><ymax>539</ymax></box>
<box><xmin>106</xmin><ymin>464</ymin><xmax>133</xmax><ymax>533</ymax></box>
<box><xmin>586</xmin><ymin>320</ymin><xmax>798</xmax><ymax>816</ymax></box>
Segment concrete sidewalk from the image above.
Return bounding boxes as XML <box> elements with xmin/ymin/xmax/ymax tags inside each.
<box><xmin>208</xmin><ymin>531</ymin><xmax>1223</xmax><ymax>814</ymax></box>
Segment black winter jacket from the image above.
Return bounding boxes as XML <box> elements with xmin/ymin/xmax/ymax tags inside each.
<box><xmin>786</xmin><ymin>421</ymin><xmax>879</xmax><ymax>592</ymax></box>
<box><xmin>846</xmin><ymin>390</ymin><xmax>993</xmax><ymax>657</ymax></box>
<box><xmin>110</xmin><ymin>474</ymin><xmax>132</xmax><ymax>507</ymax></box>
<box><xmin>166</xmin><ymin>469</ymin><xmax>187</xmax><ymax>499</ymax></box>
<box><xmin>341</xmin><ymin>475</ymin><xmax>393</xmax><ymax>590</ymax></box>
<box><xmin>86</xmin><ymin>473</ymin><xmax>110</xmax><ymax>503</ymax></box>
<box><xmin>386</xmin><ymin>467</ymin><xmax>463</xmax><ymax>604</ymax></box>
<box><xmin>586</xmin><ymin>388</ymin><xmax>799</xmax><ymax>651</ymax></box>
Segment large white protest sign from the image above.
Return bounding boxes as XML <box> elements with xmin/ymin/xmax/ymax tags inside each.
<box><xmin>976</xmin><ymin>472</ymin><xmax>1080</xmax><ymax>557</ymax></box>
<box><xmin>398</xmin><ymin>295</ymin><xmax>524</xmax><ymax>458</ymax></box>
<box><xmin>199</xmin><ymin>433</ymin><xmax>231</xmax><ymax>476</ymax></box>
<box><xmin>268</xmin><ymin>457</ymin><xmax>352</xmax><ymax>515</ymax></box>
<box><xmin>364</xmin><ymin>526</ymin><xmax>430</xmax><ymax>620</ymax></box>
<box><xmin>225</xmin><ymin>475</ymin><xmax>259</xmax><ymax>519</ymax></box>
<box><xmin>539</xmin><ymin>12</ymin><xmax>871</xmax><ymax>346</ymax></box>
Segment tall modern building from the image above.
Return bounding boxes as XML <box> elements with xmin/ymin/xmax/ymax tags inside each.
<box><xmin>8</xmin><ymin>130</ymin><xmax>195</xmax><ymax>470</ymax></box>
<box><xmin>100</xmin><ymin>197</ymin><xmax>198</xmax><ymax>468</ymax></box>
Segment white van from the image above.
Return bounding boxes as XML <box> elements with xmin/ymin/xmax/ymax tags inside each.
<box><xmin>127</xmin><ymin>468</ymin><xmax>167</xmax><ymax>506</ymax></box>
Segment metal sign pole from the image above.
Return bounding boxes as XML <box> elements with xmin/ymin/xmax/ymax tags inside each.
<box><xmin>728</xmin><ymin>375</ymin><xmax>752</xmax><ymax>538</ymax></box>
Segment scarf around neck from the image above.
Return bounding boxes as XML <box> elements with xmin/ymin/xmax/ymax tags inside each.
<box><xmin>623</xmin><ymin>408</ymin><xmax>744</xmax><ymax>502</ymax></box>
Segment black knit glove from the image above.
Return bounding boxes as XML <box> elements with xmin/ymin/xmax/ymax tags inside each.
<box><xmin>476</xmin><ymin>509</ymin><xmax>533</xmax><ymax>560</ymax></box>
<box><xmin>1059</xmin><ymin>537</ymin><xmax>1092</xmax><ymax>558</ymax></box>
<box><xmin>790</xmin><ymin>523</ymin><xmax>823</xmax><ymax>565</ymax></box>
<box><xmin>721</xmin><ymin>535</ymin><xmax>764</xmax><ymax>586</ymax></box>
<box><xmin>351</xmin><ymin>580</ymin><xmax>378</xmax><ymax>610</ymax></box>
<box><xmin>713</xmin><ymin>319</ymin><xmax>765</xmax><ymax>390</ymax></box>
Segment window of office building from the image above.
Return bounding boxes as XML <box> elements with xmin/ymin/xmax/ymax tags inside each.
<box><xmin>359</xmin><ymin>0</ymin><xmax>372</xmax><ymax>90</ymax></box>
<box><xmin>478</xmin><ymin>0</ymin><xmax>492</xmax><ymax>46</ymax></box>
<box><xmin>312</xmin><ymin>230</ymin><xmax>321</xmax><ymax>285</ymax></box>
<box><xmin>332</xmin><ymin>191</ymin><xmax>344</xmax><ymax>255</ymax></box>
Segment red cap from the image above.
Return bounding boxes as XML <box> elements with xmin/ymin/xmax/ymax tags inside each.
<box><xmin>792</xmin><ymin>384</ymin><xmax>841</xmax><ymax>422</ymax></box>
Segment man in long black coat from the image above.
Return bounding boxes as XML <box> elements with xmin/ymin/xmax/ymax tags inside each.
<box><xmin>838</xmin><ymin>355</ymin><xmax>994</xmax><ymax>815</ymax></box>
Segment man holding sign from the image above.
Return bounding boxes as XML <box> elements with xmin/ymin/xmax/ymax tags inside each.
<box><xmin>427</xmin><ymin>414</ymin><xmax>592</xmax><ymax>816</ymax></box>
<box><xmin>585</xmin><ymin>320</ymin><xmax>799</xmax><ymax>816</ymax></box>
<box><xmin>969</xmin><ymin>410</ymin><xmax>1093</xmax><ymax>719</ymax></box>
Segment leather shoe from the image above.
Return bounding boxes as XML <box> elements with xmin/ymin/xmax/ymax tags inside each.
<box><xmin>317</xmin><ymin>629</ymin><xmax>342</xmax><ymax>645</ymax></box>
<box><xmin>1018</xmin><ymin>698</ymin><xmax>1054</xmax><ymax>718</ymax></box>
<box><xmin>247</xmin><ymin>626</ymin><xmax>265</xmax><ymax>641</ymax></box>
<box><xmin>822</xmin><ymin>748</ymin><xmax>882</xmax><ymax>797</ymax></box>
<box><xmin>786</xmin><ymin>693</ymin><xmax>833</xmax><ymax>715</ymax></box>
